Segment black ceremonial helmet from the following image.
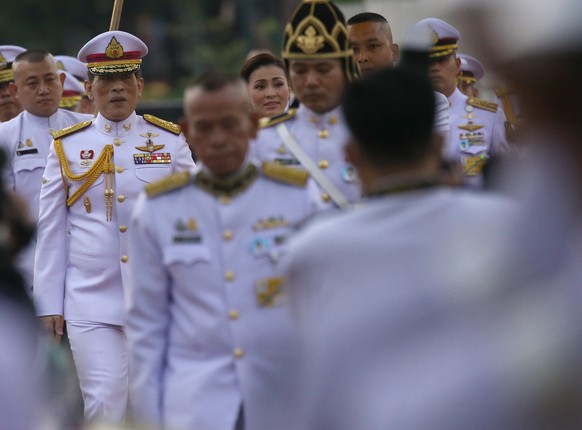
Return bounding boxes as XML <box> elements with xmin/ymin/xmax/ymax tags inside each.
<box><xmin>282</xmin><ymin>0</ymin><xmax>360</xmax><ymax>82</ymax></box>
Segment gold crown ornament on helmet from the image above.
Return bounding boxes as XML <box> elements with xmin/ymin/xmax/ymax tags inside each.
<box><xmin>282</xmin><ymin>0</ymin><xmax>359</xmax><ymax>81</ymax></box>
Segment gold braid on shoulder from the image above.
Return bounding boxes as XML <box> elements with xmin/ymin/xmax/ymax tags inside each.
<box><xmin>54</xmin><ymin>139</ymin><xmax>115</xmax><ymax>221</ymax></box>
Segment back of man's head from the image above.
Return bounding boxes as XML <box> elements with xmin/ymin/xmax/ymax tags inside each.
<box><xmin>342</xmin><ymin>66</ymin><xmax>435</xmax><ymax>167</ymax></box>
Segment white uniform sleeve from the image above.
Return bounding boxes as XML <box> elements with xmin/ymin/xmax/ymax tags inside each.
<box><xmin>33</xmin><ymin>142</ymin><xmax>69</xmax><ymax>316</ymax></box>
<box><xmin>126</xmin><ymin>192</ymin><xmax>171</xmax><ymax>427</ymax></box>
<box><xmin>0</xmin><ymin>124</ymin><xmax>15</xmax><ymax>192</ymax></box>
<box><xmin>433</xmin><ymin>91</ymin><xmax>450</xmax><ymax>145</ymax></box>
<box><xmin>173</xmin><ymin>133</ymin><xmax>196</xmax><ymax>171</ymax></box>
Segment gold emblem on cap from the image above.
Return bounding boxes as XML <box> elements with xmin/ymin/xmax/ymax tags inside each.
<box><xmin>0</xmin><ymin>53</ymin><xmax>8</xmax><ymax>70</ymax></box>
<box><xmin>297</xmin><ymin>25</ymin><xmax>325</xmax><ymax>55</ymax></box>
<box><xmin>105</xmin><ymin>37</ymin><xmax>124</xmax><ymax>60</ymax></box>
<box><xmin>430</xmin><ymin>28</ymin><xmax>439</xmax><ymax>44</ymax></box>
<box><xmin>56</xmin><ymin>60</ymin><xmax>65</xmax><ymax>71</ymax></box>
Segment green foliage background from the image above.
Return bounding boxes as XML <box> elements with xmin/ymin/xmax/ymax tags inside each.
<box><xmin>0</xmin><ymin>0</ymin><xmax>360</xmax><ymax>102</ymax></box>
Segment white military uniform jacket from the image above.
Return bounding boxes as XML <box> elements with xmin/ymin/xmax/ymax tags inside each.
<box><xmin>282</xmin><ymin>186</ymin><xmax>518</xmax><ymax>430</ymax></box>
<box><xmin>33</xmin><ymin>112</ymin><xmax>195</xmax><ymax>325</ymax></box>
<box><xmin>446</xmin><ymin>88</ymin><xmax>509</xmax><ymax>181</ymax></box>
<box><xmin>0</xmin><ymin>109</ymin><xmax>93</xmax><ymax>287</ymax></box>
<box><xmin>126</xmin><ymin>161</ymin><xmax>322</xmax><ymax>430</ymax></box>
<box><xmin>250</xmin><ymin>104</ymin><xmax>361</xmax><ymax>205</ymax></box>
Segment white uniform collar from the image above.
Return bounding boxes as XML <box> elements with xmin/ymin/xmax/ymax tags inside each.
<box><xmin>296</xmin><ymin>103</ymin><xmax>343</xmax><ymax>127</ymax></box>
<box><xmin>447</xmin><ymin>87</ymin><xmax>468</xmax><ymax>108</ymax></box>
<box><xmin>22</xmin><ymin>109</ymin><xmax>62</xmax><ymax>132</ymax></box>
<box><xmin>95</xmin><ymin>111</ymin><xmax>137</xmax><ymax>137</ymax></box>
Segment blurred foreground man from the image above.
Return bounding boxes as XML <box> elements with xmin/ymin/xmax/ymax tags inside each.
<box><xmin>0</xmin><ymin>50</ymin><xmax>92</xmax><ymax>289</ymax></box>
<box><xmin>251</xmin><ymin>0</ymin><xmax>361</xmax><ymax>207</ymax></box>
<box><xmin>282</xmin><ymin>65</ymin><xmax>518</xmax><ymax>430</ymax></box>
<box><xmin>33</xmin><ymin>31</ymin><xmax>195</xmax><ymax>424</ymax></box>
<box><xmin>126</xmin><ymin>73</ymin><xmax>322</xmax><ymax>430</ymax></box>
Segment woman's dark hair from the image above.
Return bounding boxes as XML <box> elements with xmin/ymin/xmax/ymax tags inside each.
<box><xmin>240</xmin><ymin>53</ymin><xmax>289</xmax><ymax>84</ymax></box>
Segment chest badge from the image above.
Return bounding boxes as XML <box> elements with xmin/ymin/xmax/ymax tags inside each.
<box><xmin>80</xmin><ymin>149</ymin><xmax>95</xmax><ymax>167</ymax></box>
<box><xmin>458</xmin><ymin>121</ymin><xmax>484</xmax><ymax>132</ymax></box>
<box><xmin>136</xmin><ymin>131</ymin><xmax>164</xmax><ymax>153</ymax></box>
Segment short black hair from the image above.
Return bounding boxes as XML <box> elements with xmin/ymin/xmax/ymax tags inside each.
<box><xmin>240</xmin><ymin>53</ymin><xmax>288</xmax><ymax>84</ymax></box>
<box><xmin>14</xmin><ymin>49</ymin><xmax>52</xmax><ymax>64</ymax></box>
<box><xmin>342</xmin><ymin>66</ymin><xmax>435</xmax><ymax>167</ymax></box>
<box><xmin>347</xmin><ymin>12</ymin><xmax>388</xmax><ymax>25</ymax></box>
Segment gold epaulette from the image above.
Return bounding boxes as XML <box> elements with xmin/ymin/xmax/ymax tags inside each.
<box><xmin>143</xmin><ymin>114</ymin><xmax>181</xmax><ymax>135</ymax></box>
<box><xmin>50</xmin><ymin>120</ymin><xmax>92</xmax><ymax>139</ymax></box>
<box><xmin>258</xmin><ymin>108</ymin><xmax>297</xmax><ymax>129</ymax></box>
<box><xmin>261</xmin><ymin>162</ymin><xmax>308</xmax><ymax>187</ymax></box>
<box><xmin>467</xmin><ymin>97</ymin><xmax>498</xmax><ymax>113</ymax></box>
<box><xmin>146</xmin><ymin>171</ymin><xmax>191</xmax><ymax>198</ymax></box>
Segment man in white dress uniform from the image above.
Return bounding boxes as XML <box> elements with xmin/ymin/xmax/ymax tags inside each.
<box><xmin>281</xmin><ymin>65</ymin><xmax>517</xmax><ymax>430</ymax></box>
<box><xmin>250</xmin><ymin>0</ymin><xmax>361</xmax><ymax>206</ymax></box>
<box><xmin>416</xmin><ymin>18</ymin><xmax>509</xmax><ymax>185</ymax></box>
<box><xmin>33</xmin><ymin>31</ymin><xmax>195</xmax><ymax>424</ymax></box>
<box><xmin>0</xmin><ymin>49</ymin><xmax>93</xmax><ymax>290</ymax></box>
<box><xmin>126</xmin><ymin>73</ymin><xmax>322</xmax><ymax>430</ymax></box>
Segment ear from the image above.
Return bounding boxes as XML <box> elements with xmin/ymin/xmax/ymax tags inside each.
<box><xmin>8</xmin><ymin>81</ymin><xmax>17</xmax><ymax>98</ymax></box>
<box><xmin>84</xmin><ymin>80</ymin><xmax>94</xmax><ymax>101</ymax></box>
<box><xmin>454</xmin><ymin>56</ymin><xmax>462</xmax><ymax>77</ymax></box>
<box><xmin>391</xmin><ymin>43</ymin><xmax>400</xmax><ymax>62</ymax></box>
<box><xmin>59</xmin><ymin>72</ymin><xmax>66</xmax><ymax>87</ymax></box>
<box><xmin>136</xmin><ymin>77</ymin><xmax>145</xmax><ymax>98</ymax></box>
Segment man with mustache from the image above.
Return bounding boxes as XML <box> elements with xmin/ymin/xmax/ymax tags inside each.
<box><xmin>33</xmin><ymin>30</ymin><xmax>195</xmax><ymax>425</ymax></box>
<box><xmin>0</xmin><ymin>49</ymin><xmax>93</xmax><ymax>290</ymax></box>
<box><xmin>251</xmin><ymin>0</ymin><xmax>361</xmax><ymax>207</ymax></box>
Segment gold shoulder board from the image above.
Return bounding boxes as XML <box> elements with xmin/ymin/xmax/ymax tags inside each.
<box><xmin>143</xmin><ymin>114</ymin><xmax>181</xmax><ymax>135</ymax></box>
<box><xmin>146</xmin><ymin>171</ymin><xmax>191</xmax><ymax>198</ymax></box>
<box><xmin>261</xmin><ymin>162</ymin><xmax>308</xmax><ymax>187</ymax></box>
<box><xmin>468</xmin><ymin>97</ymin><xmax>498</xmax><ymax>113</ymax></box>
<box><xmin>259</xmin><ymin>108</ymin><xmax>297</xmax><ymax>129</ymax></box>
<box><xmin>50</xmin><ymin>120</ymin><xmax>92</xmax><ymax>139</ymax></box>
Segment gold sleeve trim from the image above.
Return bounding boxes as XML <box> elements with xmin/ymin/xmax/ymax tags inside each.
<box><xmin>261</xmin><ymin>162</ymin><xmax>309</xmax><ymax>187</ymax></box>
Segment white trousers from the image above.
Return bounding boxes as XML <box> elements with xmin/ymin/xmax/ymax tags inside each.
<box><xmin>67</xmin><ymin>320</ymin><xmax>128</xmax><ymax>424</ymax></box>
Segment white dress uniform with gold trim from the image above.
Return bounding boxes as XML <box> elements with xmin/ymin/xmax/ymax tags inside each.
<box><xmin>0</xmin><ymin>109</ymin><xmax>93</xmax><ymax>288</ymax></box>
<box><xmin>126</xmin><ymin>161</ymin><xmax>322</xmax><ymax>430</ymax></box>
<box><xmin>250</xmin><ymin>104</ymin><xmax>361</xmax><ymax>205</ymax></box>
<box><xmin>34</xmin><ymin>112</ymin><xmax>195</xmax><ymax>324</ymax></box>
<box><xmin>447</xmin><ymin>88</ymin><xmax>509</xmax><ymax>182</ymax></box>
